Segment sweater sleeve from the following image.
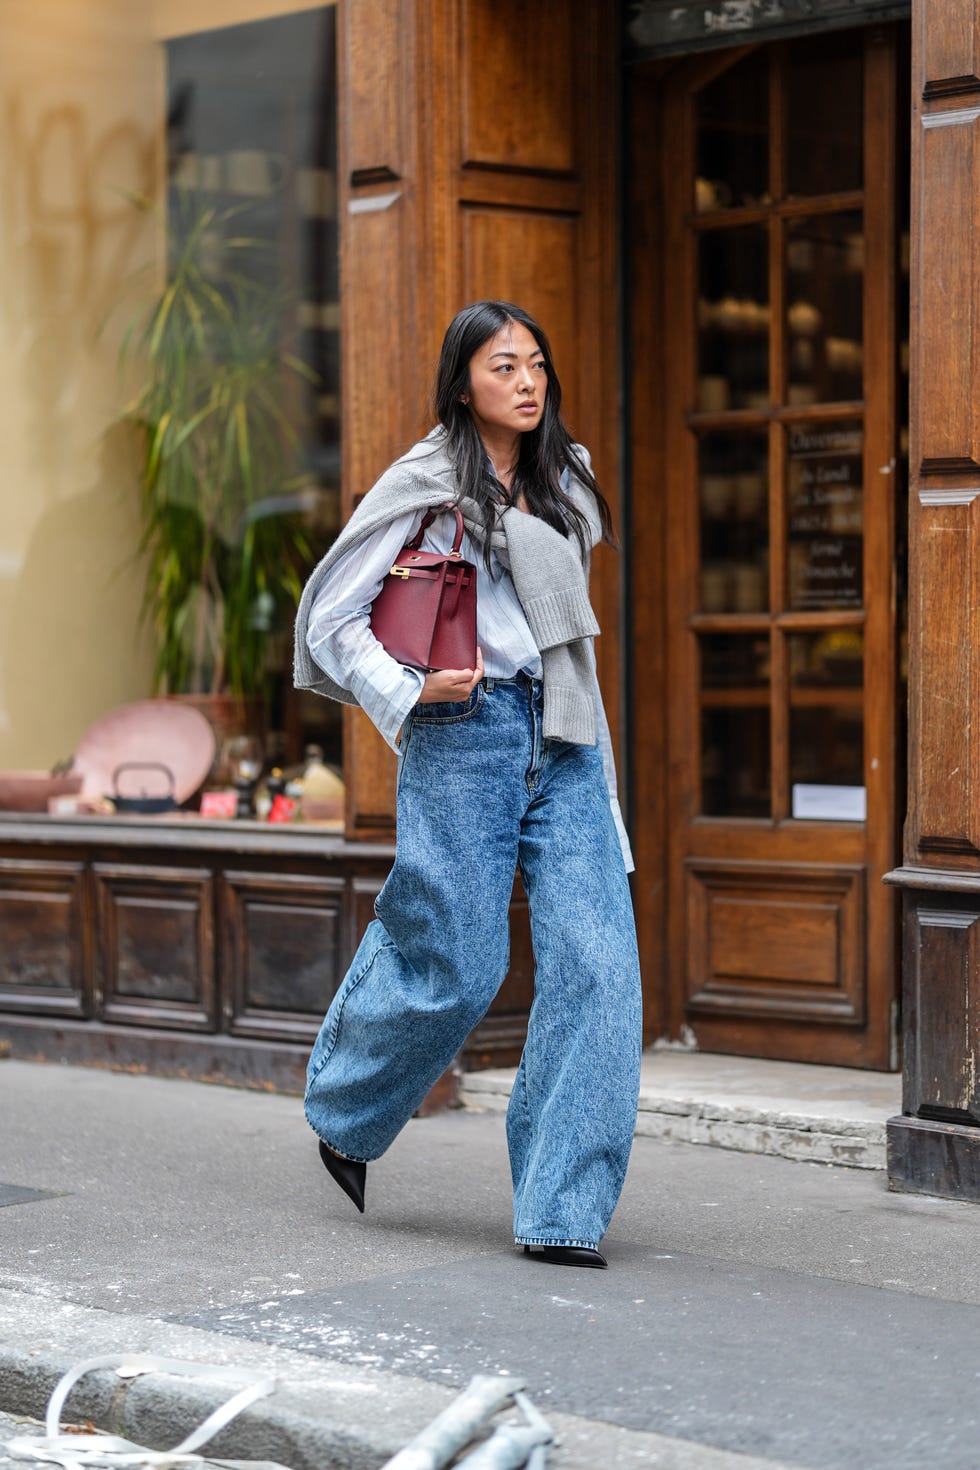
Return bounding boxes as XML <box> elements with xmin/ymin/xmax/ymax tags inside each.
<box><xmin>306</xmin><ymin>514</ymin><xmax>425</xmax><ymax>750</ymax></box>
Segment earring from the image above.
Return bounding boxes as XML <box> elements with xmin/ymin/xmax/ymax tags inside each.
<box><xmin>459</xmin><ymin>394</ymin><xmax>469</xmax><ymax>404</ymax></box>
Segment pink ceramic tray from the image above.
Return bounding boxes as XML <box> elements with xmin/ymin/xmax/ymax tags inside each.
<box><xmin>73</xmin><ymin>699</ymin><xmax>216</xmax><ymax>805</ymax></box>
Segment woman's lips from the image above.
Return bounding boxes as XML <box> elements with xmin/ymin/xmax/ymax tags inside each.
<box><xmin>517</xmin><ymin>403</ymin><xmax>539</xmax><ymax>414</ymax></box>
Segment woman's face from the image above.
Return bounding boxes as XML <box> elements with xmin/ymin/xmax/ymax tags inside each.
<box><xmin>464</xmin><ymin>321</ymin><xmax>547</xmax><ymax>440</ymax></box>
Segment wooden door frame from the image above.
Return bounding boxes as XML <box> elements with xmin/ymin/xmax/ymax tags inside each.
<box><xmin>627</xmin><ymin>59</ymin><xmax>672</xmax><ymax>1046</ymax></box>
<box><xmin>887</xmin><ymin>0</ymin><xmax>980</xmax><ymax>1199</ymax></box>
<box><xmin>628</xmin><ymin>28</ymin><xmax>904</xmax><ymax>1065</ymax></box>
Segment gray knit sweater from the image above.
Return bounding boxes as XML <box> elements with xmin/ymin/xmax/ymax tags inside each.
<box><xmin>293</xmin><ymin>429</ymin><xmax>603</xmax><ymax>746</ymax></box>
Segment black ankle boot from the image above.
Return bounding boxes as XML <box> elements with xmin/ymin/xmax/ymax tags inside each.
<box><xmin>523</xmin><ymin>1243</ymin><xmax>607</xmax><ymax>1268</ymax></box>
<box><xmin>318</xmin><ymin>1139</ymin><xmax>366</xmax><ymax>1213</ymax></box>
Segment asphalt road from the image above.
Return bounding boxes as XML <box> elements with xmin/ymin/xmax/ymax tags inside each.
<box><xmin>4</xmin><ymin>1059</ymin><xmax>980</xmax><ymax>1469</ymax></box>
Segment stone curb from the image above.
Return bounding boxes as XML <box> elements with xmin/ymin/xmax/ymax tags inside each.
<box><xmin>0</xmin><ymin>1292</ymin><xmax>454</xmax><ymax>1470</ymax></box>
<box><xmin>460</xmin><ymin>1074</ymin><xmax>887</xmax><ymax>1170</ymax></box>
<box><xmin>0</xmin><ymin>1289</ymin><xmax>802</xmax><ymax>1470</ymax></box>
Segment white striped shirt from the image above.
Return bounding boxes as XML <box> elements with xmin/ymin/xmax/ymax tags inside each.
<box><xmin>306</xmin><ymin>508</ymin><xmax>633</xmax><ymax>870</ymax></box>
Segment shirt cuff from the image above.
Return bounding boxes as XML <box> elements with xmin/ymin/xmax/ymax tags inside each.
<box><xmin>351</xmin><ymin>663</ymin><xmax>424</xmax><ymax>751</ymax></box>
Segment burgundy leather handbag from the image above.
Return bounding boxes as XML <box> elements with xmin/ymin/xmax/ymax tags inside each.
<box><xmin>369</xmin><ymin>504</ymin><xmax>478</xmax><ymax>672</ymax></box>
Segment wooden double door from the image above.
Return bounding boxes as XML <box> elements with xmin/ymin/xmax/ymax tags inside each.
<box><xmin>630</xmin><ymin>25</ymin><xmax>909</xmax><ymax>1068</ymax></box>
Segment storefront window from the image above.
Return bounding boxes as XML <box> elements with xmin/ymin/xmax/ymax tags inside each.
<box><xmin>0</xmin><ymin>2</ymin><xmax>339</xmax><ymax>818</ymax></box>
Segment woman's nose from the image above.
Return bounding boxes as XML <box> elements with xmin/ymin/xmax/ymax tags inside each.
<box><xmin>517</xmin><ymin>366</ymin><xmax>534</xmax><ymax>391</ymax></box>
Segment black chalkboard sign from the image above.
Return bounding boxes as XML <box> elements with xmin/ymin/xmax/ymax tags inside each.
<box><xmin>787</xmin><ymin>424</ymin><xmax>863</xmax><ymax>611</ymax></box>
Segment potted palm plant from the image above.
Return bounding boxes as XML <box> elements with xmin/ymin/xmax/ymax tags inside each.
<box><xmin>121</xmin><ymin>194</ymin><xmax>314</xmax><ymax>726</ymax></box>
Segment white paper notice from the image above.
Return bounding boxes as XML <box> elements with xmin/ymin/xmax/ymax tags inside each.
<box><xmin>792</xmin><ymin>784</ymin><xmax>866</xmax><ymax>821</ymax></box>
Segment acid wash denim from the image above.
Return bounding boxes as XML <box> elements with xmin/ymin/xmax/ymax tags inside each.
<box><xmin>304</xmin><ymin>675</ymin><xmax>642</xmax><ymax>1250</ymax></box>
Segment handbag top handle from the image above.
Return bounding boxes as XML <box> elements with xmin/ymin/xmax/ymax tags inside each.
<box><xmin>405</xmin><ymin>502</ymin><xmax>465</xmax><ymax>558</ymax></box>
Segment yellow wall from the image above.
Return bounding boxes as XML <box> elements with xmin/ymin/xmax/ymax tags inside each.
<box><xmin>0</xmin><ymin>0</ymin><xmax>162</xmax><ymax>769</ymax></box>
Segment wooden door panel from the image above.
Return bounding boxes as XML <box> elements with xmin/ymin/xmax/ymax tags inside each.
<box><xmin>221</xmin><ymin>869</ymin><xmax>344</xmax><ymax>1042</ymax></box>
<box><xmin>95</xmin><ymin>864</ymin><xmax>215</xmax><ymax>1031</ymax></box>
<box><xmin>687</xmin><ymin>860</ymin><xmax>865</xmax><ymax>1024</ymax></box>
<box><xmin>460</xmin><ymin>0</ymin><xmax>576</xmax><ymax>174</ymax></box>
<box><xmin>917</xmin><ymin>108</ymin><xmax>980</xmax><ymax>473</ymax></box>
<box><xmin>0</xmin><ymin>859</ymin><xmax>90</xmax><ymax>1016</ymax></box>
<box><xmin>918</xmin><ymin>0</ymin><xmax>980</xmax><ymax>99</ymax></box>
<box><xmin>461</xmin><ymin>208</ymin><xmax>580</xmax><ymax>412</ymax></box>
<box><xmin>904</xmin><ymin>898</ymin><xmax>980</xmax><ymax>1123</ymax></box>
<box><xmin>913</xmin><ymin>499</ymin><xmax>980</xmax><ymax>857</ymax></box>
<box><xmin>343</xmin><ymin>0</ymin><xmax>405</xmax><ymax>181</ymax></box>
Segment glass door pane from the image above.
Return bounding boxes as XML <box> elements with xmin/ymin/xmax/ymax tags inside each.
<box><xmin>699</xmin><ymin>433</ymin><xmax>769</xmax><ymax>614</ymax></box>
<box><xmin>700</xmin><ymin>634</ymin><xmax>771</xmax><ymax>817</ymax></box>
<box><xmin>789</xmin><ymin>630</ymin><xmax>864</xmax><ymax>809</ymax></box>
<box><xmin>698</xmin><ymin>225</ymin><xmax>770</xmax><ymax>410</ymax></box>
<box><xmin>786</xmin><ymin>31</ymin><xmax>863</xmax><ymax>198</ymax></box>
<box><xmin>696</xmin><ymin>50</ymin><xmax>770</xmax><ymax>212</ymax></box>
<box><xmin>786</xmin><ymin>212</ymin><xmax>864</xmax><ymax>406</ymax></box>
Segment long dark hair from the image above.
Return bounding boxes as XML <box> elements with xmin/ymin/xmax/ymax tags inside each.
<box><xmin>432</xmin><ymin>301</ymin><xmax>615</xmax><ymax>569</ymax></box>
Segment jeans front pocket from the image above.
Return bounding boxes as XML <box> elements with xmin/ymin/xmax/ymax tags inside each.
<box><xmin>411</xmin><ymin>683</ymin><xmax>485</xmax><ymax>725</ymax></box>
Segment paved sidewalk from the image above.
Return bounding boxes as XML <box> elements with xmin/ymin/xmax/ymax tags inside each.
<box><xmin>3</xmin><ymin>1057</ymin><xmax>980</xmax><ymax>1470</ymax></box>
<box><xmin>462</xmin><ymin>1051</ymin><xmax>902</xmax><ymax>1169</ymax></box>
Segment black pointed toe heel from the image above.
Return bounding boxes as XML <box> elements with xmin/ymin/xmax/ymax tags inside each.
<box><xmin>318</xmin><ymin>1139</ymin><xmax>366</xmax><ymax>1213</ymax></box>
<box><xmin>523</xmin><ymin>1244</ymin><xmax>608</xmax><ymax>1269</ymax></box>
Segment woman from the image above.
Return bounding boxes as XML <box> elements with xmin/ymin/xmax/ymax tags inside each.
<box><xmin>293</xmin><ymin>301</ymin><xmax>641</xmax><ymax>1269</ymax></box>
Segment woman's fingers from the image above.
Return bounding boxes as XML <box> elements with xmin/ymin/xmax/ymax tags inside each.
<box><xmin>418</xmin><ymin>650</ymin><xmax>484</xmax><ymax>703</ymax></box>
<box><xmin>471</xmin><ymin>646</ymin><xmax>485</xmax><ymax>689</ymax></box>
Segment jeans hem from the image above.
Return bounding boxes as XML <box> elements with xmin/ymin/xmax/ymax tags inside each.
<box><xmin>307</xmin><ymin>1119</ymin><xmax>370</xmax><ymax>1164</ymax></box>
<box><xmin>514</xmin><ymin>1235</ymin><xmax>599</xmax><ymax>1249</ymax></box>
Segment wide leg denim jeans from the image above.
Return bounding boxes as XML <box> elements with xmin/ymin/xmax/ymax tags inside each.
<box><xmin>305</xmin><ymin>675</ymin><xmax>642</xmax><ymax>1249</ymax></box>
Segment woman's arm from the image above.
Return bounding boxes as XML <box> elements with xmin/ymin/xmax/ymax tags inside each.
<box><xmin>306</xmin><ymin>514</ymin><xmax>427</xmax><ymax>750</ymax></box>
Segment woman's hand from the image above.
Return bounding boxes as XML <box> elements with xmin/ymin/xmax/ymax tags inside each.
<box><xmin>417</xmin><ymin>646</ymin><xmax>484</xmax><ymax>703</ymax></box>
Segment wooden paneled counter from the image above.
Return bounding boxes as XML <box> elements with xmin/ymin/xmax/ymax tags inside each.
<box><xmin>0</xmin><ymin>815</ymin><xmax>531</xmax><ymax>1092</ymax></box>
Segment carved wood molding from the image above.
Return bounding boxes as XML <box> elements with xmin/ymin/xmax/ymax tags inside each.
<box><xmin>886</xmin><ymin>864</ymin><xmax>980</xmax><ymax>893</ymax></box>
<box><xmin>350</xmin><ymin>166</ymin><xmax>401</xmax><ymax>187</ymax></box>
<box><xmin>459</xmin><ymin>158</ymin><xmax>577</xmax><ymax>183</ymax></box>
<box><xmin>921</xmin><ymin>105</ymin><xmax>980</xmax><ymax>130</ymax></box>
<box><xmin>916</xmin><ymin>907</ymin><xmax>980</xmax><ymax>929</ymax></box>
<box><xmin>923</xmin><ymin>76</ymin><xmax>980</xmax><ymax>101</ymax></box>
<box><xmin>348</xmin><ymin>190</ymin><xmax>401</xmax><ymax>213</ymax></box>
<box><xmin>918</xmin><ymin>485</ymin><xmax>980</xmax><ymax>505</ymax></box>
<box><xmin>917</xmin><ymin>835</ymin><xmax>980</xmax><ymax>858</ymax></box>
